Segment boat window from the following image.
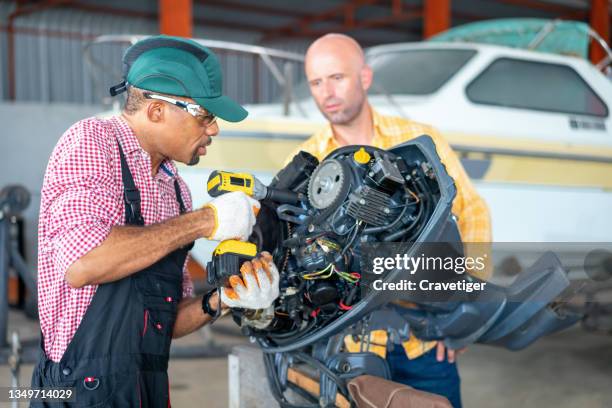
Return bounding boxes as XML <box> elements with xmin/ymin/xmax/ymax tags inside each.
<box><xmin>368</xmin><ymin>49</ymin><xmax>477</xmax><ymax>95</ymax></box>
<box><xmin>466</xmin><ymin>57</ymin><xmax>608</xmax><ymax>117</ymax></box>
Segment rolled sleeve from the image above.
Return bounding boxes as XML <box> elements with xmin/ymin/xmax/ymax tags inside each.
<box><xmin>40</xmin><ymin>121</ymin><xmax>122</xmax><ymax>279</ymax></box>
<box><xmin>52</xmin><ymin>222</ymin><xmax>112</xmax><ymax>280</ymax></box>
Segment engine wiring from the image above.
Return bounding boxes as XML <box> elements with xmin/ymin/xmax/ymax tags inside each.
<box><xmin>302</xmin><ymin>264</ymin><xmax>334</xmax><ymax>280</ymax></box>
<box><xmin>302</xmin><ymin>263</ymin><xmax>361</xmax><ymax>284</ymax></box>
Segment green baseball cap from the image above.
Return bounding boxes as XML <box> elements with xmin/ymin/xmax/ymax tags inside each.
<box><xmin>110</xmin><ymin>35</ymin><xmax>248</xmax><ymax>122</ymax></box>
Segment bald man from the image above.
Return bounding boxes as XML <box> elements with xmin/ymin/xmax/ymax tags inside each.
<box><xmin>290</xmin><ymin>33</ymin><xmax>492</xmax><ymax>408</ymax></box>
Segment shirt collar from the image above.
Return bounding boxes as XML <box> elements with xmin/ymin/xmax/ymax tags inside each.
<box><xmin>159</xmin><ymin>162</ymin><xmax>177</xmax><ymax>178</ymax></box>
<box><xmin>316</xmin><ymin>107</ymin><xmax>387</xmax><ymax>150</ymax></box>
<box><xmin>110</xmin><ymin>115</ymin><xmax>178</xmax><ymax>181</ymax></box>
<box><xmin>110</xmin><ymin>115</ymin><xmax>141</xmax><ymax>155</ymax></box>
<box><xmin>372</xmin><ymin>108</ymin><xmax>383</xmax><ymax>131</ymax></box>
<box><xmin>370</xmin><ymin>109</ymin><xmax>388</xmax><ymax>145</ymax></box>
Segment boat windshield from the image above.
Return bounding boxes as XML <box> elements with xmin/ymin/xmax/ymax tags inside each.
<box><xmin>368</xmin><ymin>48</ymin><xmax>477</xmax><ymax>95</ymax></box>
<box><xmin>291</xmin><ymin>48</ymin><xmax>476</xmax><ymax>101</ymax></box>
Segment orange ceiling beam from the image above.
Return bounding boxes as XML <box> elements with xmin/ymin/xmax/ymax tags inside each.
<box><xmin>159</xmin><ymin>0</ymin><xmax>192</xmax><ymax>37</ymax></box>
<box><xmin>590</xmin><ymin>0</ymin><xmax>610</xmax><ymax>65</ymax></box>
<box><xmin>423</xmin><ymin>0</ymin><xmax>451</xmax><ymax>38</ymax></box>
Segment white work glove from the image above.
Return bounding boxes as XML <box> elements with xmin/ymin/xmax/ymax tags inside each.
<box><xmin>221</xmin><ymin>252</ymin><xmax>280</xmax><ymax>309</ymax></box>
<box><xmin>204</xmin><ymin>191</ymin><xmax>260</xmax><ymax>241</ymax></box>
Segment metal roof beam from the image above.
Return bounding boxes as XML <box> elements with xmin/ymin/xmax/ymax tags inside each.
<box><xmin>261</xmin><ymin>0</ymin><xmax>380</xmax><ymax>41</ymax></box>
<box><xmin>194</xmin><ymin>0</ymin><xmax>312</xmax><ymax>19</ymax></box>
<box><xmin>42</xmin><ymin>2</ymin><xmax>268</xmax><ymax>33</ymax></box>
<box><xmin>159</xmin><ymin>0</ymin><xmax>192</xmax><ymax>37</ymax></box>
<box><xmin>590</xmin><ymin>0</ymin><xmax>610</xmax><ymax>64</ymax></box>
<box><xmin>494</xmin><ymin>0</ymin><xmax>588</xmax><ymax>19</ymax></box>
<box><xmin>261</xmin><ymin>0</ymin><xmax>422</xmax><ymax>42</ymax></box>
<box><xmin>424</xmin><ymin>0</ymin><xmax>450</xmax><ymax>38</ymax></box>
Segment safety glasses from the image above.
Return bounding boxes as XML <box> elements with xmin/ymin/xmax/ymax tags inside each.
<box><xmin>143</xmin><ymin>92</ymin><xmax>217</xmax><ymax>127</ymax></box>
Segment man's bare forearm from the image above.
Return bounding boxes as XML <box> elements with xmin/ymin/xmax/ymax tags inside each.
<box><xmin>172</xmin><ymin>291</ymin><xmax>228</xmax><ymax>338</ymax></box>
<box><xmin>65</xmin><ymin>207</ymin><xmax>215</xmax><ymax>288</ymax></box>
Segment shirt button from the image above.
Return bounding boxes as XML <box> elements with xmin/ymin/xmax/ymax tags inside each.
<box><xmin>62</xmin><ymin>367</ymin><xmax>71</xmax><ymax>376</ymax></box>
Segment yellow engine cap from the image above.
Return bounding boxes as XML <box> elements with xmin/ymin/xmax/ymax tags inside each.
<box><xmin>353</xmin><ymin>147</ymin><xmax>371</xmax><ymax>164</ymax></box>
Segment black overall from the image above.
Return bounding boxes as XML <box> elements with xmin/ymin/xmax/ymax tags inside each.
<box><xmin>32</xmin><ymin>141</ymin><xmax>193</xmax><ymax>407</ymax></box>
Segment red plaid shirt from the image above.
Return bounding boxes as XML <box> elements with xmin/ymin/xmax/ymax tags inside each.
<box><xmin>37</xmin><ymin>115</ymin><xmax>194</xmax><ymax>362</ymax></box>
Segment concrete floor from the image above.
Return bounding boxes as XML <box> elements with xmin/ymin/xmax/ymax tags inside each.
<box><xmin>0</xmin><ymin>309</ymin><xmax>610</xmax><ymax>408</ymax></box>
<box><xmin>460</xmin><ymin>327</ymin><xmax>612</xmax><ymax>408</ymax></box>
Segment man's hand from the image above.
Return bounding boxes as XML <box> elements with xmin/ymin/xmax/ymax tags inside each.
<box><xmin>205</xmin><ymin>191</ymin><xmax>260</xmax><ymax>241</ymax></box>
<box><xmin>220</xmin><ymin>252</ymin><xmax>280</xmax><ymax>309</ymax></box>
<box><xmin>436</xmin><ymin>342</ymin><xmax>467</xmax><ymax>363</ymax></box>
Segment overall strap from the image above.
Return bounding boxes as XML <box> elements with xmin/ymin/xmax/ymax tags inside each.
<box><xmin>172</xmin><ymin>177</ymin><xmax>195</xmax><ymax>250</ymax></box>
<box><xmin>173</xmin><ymin>180</ymin><xmax>187</xmax><ymax>214</ymax></box>
<box><xmin>117</xmin><ymin>141</ymin><xmax>145</xmax><ymax>226</ymax></box>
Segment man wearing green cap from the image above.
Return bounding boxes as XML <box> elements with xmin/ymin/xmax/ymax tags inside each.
<box><xmin>32</xmin><ymin>35</ymin><xmax>279</xmax><ymax>407</ymax></box>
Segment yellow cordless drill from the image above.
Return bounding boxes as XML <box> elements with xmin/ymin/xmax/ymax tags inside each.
<box><xmin>205</xmin><ymin>170</ymin><xmax>302</xmax><ymax>287</ymax></box>
<box><xmin>207</xmin><ymin>170</ymin><xmax>301</xmax><ymax>203</ymax></box>
<box><xmin>206</xmin><ymin>240</ymin><xmax>258</xmax><ymax>287</ymax></box>
<box><xmin>205</xmin><ymin>172</ymin><xmax>262</xmax><ymax>287</ymax></box>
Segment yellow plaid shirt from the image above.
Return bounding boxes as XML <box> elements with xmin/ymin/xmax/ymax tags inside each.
<box><xmin>290</xmin><ymin>109</ymin><xmax>492</xmax><ymax>359</ymax></box>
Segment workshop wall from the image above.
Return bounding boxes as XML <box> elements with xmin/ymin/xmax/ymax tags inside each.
<box><xmin>0</xmin><ymin>102</ymin><xmax>104</xmax><ymax>270</ymax></box>
<box><xmin>0</xmin><ymin>1</ymin><xmax>296</xmax><ymax>106</ymax></box>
